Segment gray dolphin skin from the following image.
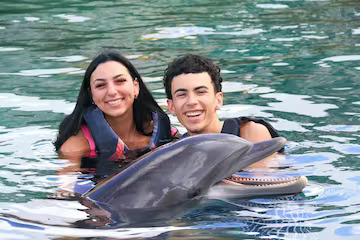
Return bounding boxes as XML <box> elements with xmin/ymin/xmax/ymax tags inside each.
<box><xmin>82</xmin><ymin>134</ymin><xmax>305</xmax><ymax>225</ymax></box>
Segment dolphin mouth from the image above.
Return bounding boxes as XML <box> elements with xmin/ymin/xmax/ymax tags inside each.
<box><xmin>223</xmin><ymin>175</ymin><xmax>308</xmax><ymax>189</ymax></box>
<box><xmin>208</xmin><ymin>175</ymin><xmax>308</xmax><ymax>198</ymax></box>
<box><xmin>224</xmin><ymin>175</ymin><xmax>306</xmax><ymax>186</ymax></box>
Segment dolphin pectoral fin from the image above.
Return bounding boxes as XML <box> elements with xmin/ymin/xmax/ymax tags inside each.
<box><xmin>241</xmin><ymin>137</ymin><xmax>287</xmax><ymax>164</ymax></box>
<box><xmin>207</xmin><ymin>176</ymin><xmax>308</xmax><ymax>199</ymax></box>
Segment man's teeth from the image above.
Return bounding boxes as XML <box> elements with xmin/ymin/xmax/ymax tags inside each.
<box><xmin>108</xmin><ymin>99</ymin><xmax>121</xmax><ymax>104</ymax></box>
<box><xmin>186</xmin><ymin>111</ymin><xmax>202</xmax><ymax>117</ymax></box>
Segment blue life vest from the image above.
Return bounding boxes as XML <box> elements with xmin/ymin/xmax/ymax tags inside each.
<box><xmin>80</xmin><ymin>106</ymin><xmax>175</xmax><ymax>168</ymax></box>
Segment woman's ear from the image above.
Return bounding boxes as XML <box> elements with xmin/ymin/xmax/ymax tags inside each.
<box><xmin>133</xmin><ymin>78</ymin><xmax>140</xmax><ymax>97</ymax></box>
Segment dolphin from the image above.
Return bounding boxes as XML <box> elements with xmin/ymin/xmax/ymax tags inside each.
<box><xmin>78</xmin><ymin>134</ymin><xmax>306</xmax><ymax>225</ymax></box>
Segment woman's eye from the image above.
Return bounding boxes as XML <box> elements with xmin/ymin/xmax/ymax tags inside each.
<box><xmin>115</xmin><ymin>78</ymin><xmax>126</xmax><ymax>83</ymax></box>
<box><xmin>95</xmin><ymin>83</ymin><xmax>105</xmax><ymax>88</ymax></box>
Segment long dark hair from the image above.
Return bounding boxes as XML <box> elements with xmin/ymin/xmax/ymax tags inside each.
<box><xmin>54</xmin><ymin>50</ymin><xmax>168</xmax><ymax>151</ymax></box>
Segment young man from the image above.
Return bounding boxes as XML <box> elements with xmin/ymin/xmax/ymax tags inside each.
<box><xmin>163</xmin><ymin>54</ymin><xmax>281</xmax><ymax>147</ymax></box>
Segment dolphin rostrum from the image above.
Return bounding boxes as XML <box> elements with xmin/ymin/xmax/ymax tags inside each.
<box><xmin>80</xmin><ymin>134</ymin><xmax>306</xmax><ymax>225</ymax></box>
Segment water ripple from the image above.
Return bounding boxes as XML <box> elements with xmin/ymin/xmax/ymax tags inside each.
<box><xmin>0</xmin><ymin>68</ymin><xmax>83</xmax><ymax>77</ymax></box>
<box><xmin>0</xmin><ymin>93</ymin><xmax>74</xmax><ymax>114</ymax></box>
<box><xmin>261</xmin><ymin>93</ymin><xmax>338</xmax><ymax>118</ymax></box>
<box><xmin>54</xmin><ymin>14</ymin><xmax>91</xmax><ymax>23</ymax></box>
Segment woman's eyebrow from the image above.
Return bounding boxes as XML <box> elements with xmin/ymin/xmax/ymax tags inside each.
<box><xmin>93</xmin><ymin>74</ymin><xmax>125</xmax><ymax>82</ymax></box>
<box><xmin>93</xmin><ymin>78</ymin><xmax>106</xmax><ymax>82</ymax></box>
<box><xmin>113</xmin><ymin>74</ymin><xmax>125</xmax><ymax>79</ymax></box>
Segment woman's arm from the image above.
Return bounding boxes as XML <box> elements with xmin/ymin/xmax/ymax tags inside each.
<box><xmin>52</xmin><ymin>130</ymin><xmax>90</xmax><ymax>198</ymax></box>
<box><xmin>59</xmin><ymin>130</ymin><xmax>90</xmax><ymax>161</ymax></box>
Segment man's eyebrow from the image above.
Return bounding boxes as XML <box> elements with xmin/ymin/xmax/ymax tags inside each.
<box><xmin>174</xmin><ymin>86</ymin><xmax>209</xmax><ymax>94</ymax></box>
<box><xmin>174</xmin><ymin>88</ymin><xmax>187</xmax><ymax>94</ymax></box>
<box><xmin>194</xmin><ymin>86</ymin><xmax>209</xmax><ymax>91</ymax></box>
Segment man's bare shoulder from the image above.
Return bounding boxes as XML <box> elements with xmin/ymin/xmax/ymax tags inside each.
<box><xmin>240</xmin><ymin>121</ymin><xmax>272</xmax><ymax>142</ymax></box>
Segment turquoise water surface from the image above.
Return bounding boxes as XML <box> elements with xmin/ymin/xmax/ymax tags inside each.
<box><xmin>1</xmin><ymin>0</ymin><xmax>360</xmax><ymax>239</ymax></box>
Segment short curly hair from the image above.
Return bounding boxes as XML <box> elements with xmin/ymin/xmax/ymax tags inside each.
<box><xmin>163</xmin><ymin>54</ymin><xmax>223</xmax><ymax>99</ymax></box>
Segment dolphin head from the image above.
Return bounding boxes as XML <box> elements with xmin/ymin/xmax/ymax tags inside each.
<box><xmin>83</xmin><ymin>134</ymin><xmax>286</xmax><ymax>224</ymax></box>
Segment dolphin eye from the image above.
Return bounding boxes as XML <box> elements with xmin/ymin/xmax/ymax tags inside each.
<box><xmin>189</xmin><ymin>189</ymin><xmax>201</xmax><ymax>199</ymax></box>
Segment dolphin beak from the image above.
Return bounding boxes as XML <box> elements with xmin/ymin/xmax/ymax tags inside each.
<box><xmin>241</xmin><ymin>137</ymin><xmax>286</xmax><ymax>164</ymax></box>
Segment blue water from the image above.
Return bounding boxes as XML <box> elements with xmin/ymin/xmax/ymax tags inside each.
<box><xmin>1</xmin><ymin>0</ymin><xmax>360</xmax><ymax>239</ymax></box>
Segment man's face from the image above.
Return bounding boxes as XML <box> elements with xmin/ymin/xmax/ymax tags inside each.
<box><xmin>167</xmin><ymin>72</ymin><xmax>223</xmax><ymax>135</ymax></box>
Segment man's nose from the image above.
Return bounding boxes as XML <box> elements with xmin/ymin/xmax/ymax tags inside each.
<box><xmin>186</xmin><ymin>93</ymin><xmax>198</xmax><ymax>105</ymax></box>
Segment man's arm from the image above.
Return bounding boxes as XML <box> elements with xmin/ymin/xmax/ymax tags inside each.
<box><xmin>240</xmin><ymin>121</ymin><xmax>279</xmax><ymax>168</ymax></box>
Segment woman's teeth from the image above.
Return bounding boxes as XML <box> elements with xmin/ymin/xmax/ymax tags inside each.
<box><xmin>107</xmin><ymin>99</ymin><xmax>121</xmax><ymax>104</ymax></box>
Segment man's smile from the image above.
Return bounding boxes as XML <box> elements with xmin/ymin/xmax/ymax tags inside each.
<box><xmin>185</xmin><ymin>110</ymin><xmax>203</xmax><ymax>118</ymax></box>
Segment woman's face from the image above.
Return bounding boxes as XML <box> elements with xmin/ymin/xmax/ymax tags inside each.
<box><xmin>90</xmin><ymin>61</ymin><xmax>139</xmax><ymax>118</ymax></box>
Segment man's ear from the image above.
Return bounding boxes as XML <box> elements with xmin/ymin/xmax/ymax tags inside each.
<box><xmin>167</xmin><ymin>99</ymin><xmax>175</xmax><ymax>115</ymax></box>
<box><xmin>215</xmin><ymin>91</ymin><xmax>223</xmax><ymax>108</ymax></box>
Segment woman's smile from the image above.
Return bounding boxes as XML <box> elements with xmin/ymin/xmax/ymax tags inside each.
<box><xmin>106</xmin><ymin>98</ymin><xmax>124</xmax><ymax>105</ymax></box>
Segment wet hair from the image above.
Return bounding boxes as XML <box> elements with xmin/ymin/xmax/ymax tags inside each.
<box><xmin>54</xmin><ymin>50</ymin><xmax>168</xmax><ymax>151</ymax></box>
<box><xmin>163</xmin><ymin>54</ymin><xmax>223</xmax><ymax>99</ymax></box>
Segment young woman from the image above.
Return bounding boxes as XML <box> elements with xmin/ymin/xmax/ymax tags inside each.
<box><xmin>54</xmin><ymin>51</ymin><xmax>177</xmax><ymax>194</ymax></box>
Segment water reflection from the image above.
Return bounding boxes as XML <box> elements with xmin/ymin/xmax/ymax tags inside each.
<box><xmin>261</xmin><ymin>93</ymin><xmax>338</xmax><ymax>117</ymax></box>
<box><xmin>0</xmin><ymin>93</ymin><xmax>74</xmax><ymax>114</ymax></box>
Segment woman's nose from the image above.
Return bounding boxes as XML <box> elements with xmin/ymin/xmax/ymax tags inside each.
<box><xmin>107</xmin><ymin>83</ymin><xmax>117</xmax><ymax>96</ymax></box>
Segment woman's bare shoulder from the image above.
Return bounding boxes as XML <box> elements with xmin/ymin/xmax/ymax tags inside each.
<box><xmin>58</xmin><ymin>130</ymin><xmax>90</xmax><ymax>158</ymax></box>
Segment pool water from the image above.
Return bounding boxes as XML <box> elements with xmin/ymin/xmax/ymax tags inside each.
<box><xmin>0</xmin><ymin>0</ymin><xmax>360</xmax><ymax>239</ymax></box>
